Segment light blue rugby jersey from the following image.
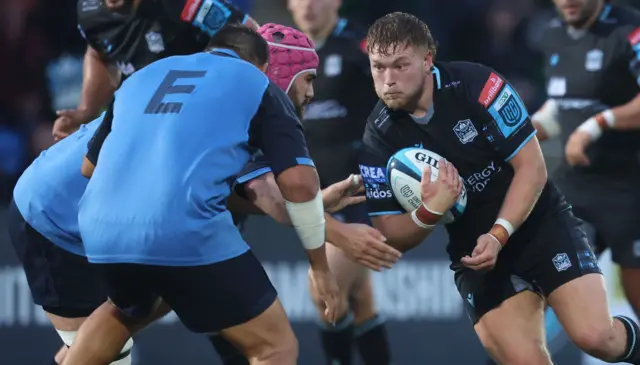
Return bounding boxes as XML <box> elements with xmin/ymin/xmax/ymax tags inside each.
<box><xmin>78</xmin><ymin>49</ymin><xmax>312</xmax><ymax>266</ymax></box>
<box><xmin>13</xmin><ymin>116</ymin><xmax>103</xmax><ymax>256</ymax></box>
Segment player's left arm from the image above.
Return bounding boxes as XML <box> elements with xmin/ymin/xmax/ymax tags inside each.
<box><xmin>82</xmin><ymin>102</ymin><xmax>114</xmax><ymax>178</ymax></box>
<box><xmin>473</xmin><ymin>69</ymin><xmax>547</xmax><ymax>247</ymax></box>
<box><xmin>163</xmin><ymin>0</ymin><xmax>259</xmax><ymax>39</ymax></box>
<box><xmin>575</xmin><ymin>25</ymin><xmax>640</xmax><ymax>139</ymax></box>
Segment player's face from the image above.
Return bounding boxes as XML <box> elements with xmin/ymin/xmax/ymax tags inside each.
<box><xmin>553</xmin><ymin>0</ymin><xmax>602</xmax><ymax>27</ymax></box>
<box><xmin>369</xmin><ymin>44</ymin><xmax>432</xmax><ymax>110</ymax></box>
<box><xmin>288</xmin><ymin>0</ymin><xmax>341</xmax><ymax>35</ymax></box>
<box><xmin>287</xmin><ymin>71</ymin><xmax>316</xmax><ymax>118</ymax></box>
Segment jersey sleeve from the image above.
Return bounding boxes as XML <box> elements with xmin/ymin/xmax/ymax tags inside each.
<box><xmin>622</xmin><ymin>25</ymin><xmax>640</xmax><ymax>86</ymax></box>
<box><xmin>163</xmin><ymin>0</ymin><xmax>249</xmax><ymax>37</ymax></box>
<box><xmin>248</xmin><ymin>81</ymin><xmax>314</xmax><ymax>178</ymax></box>
<box><xmin>467</xmin><ymin>64</ymin><xmax>537</xmax><ymax>162</ymax></box>
<box><xmin>359</xmin><ymin>115</ymin><xmax>404</xmax><ymax>217</ymax></box>
<box><xmin>86</xmin><ymin>103</ymin><xmax>114</xmax><ymax>165</ymax></box>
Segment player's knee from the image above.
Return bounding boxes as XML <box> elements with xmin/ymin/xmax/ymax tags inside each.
<box><xmin>569</xmin><ymin>326</ymin><xmax>616</xmax><ymax>357</ymax></box>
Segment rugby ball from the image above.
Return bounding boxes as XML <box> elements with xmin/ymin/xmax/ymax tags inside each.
<box><xmin>386</xmin><ymin>147</ymin><xmax>467</xmax><ymax>224</ymax></box>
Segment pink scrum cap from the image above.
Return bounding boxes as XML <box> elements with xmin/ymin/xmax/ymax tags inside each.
<box><xmin>258</xmin><ymin>23</ymin><xmax>319</xmax><ymax>93</ymax></box>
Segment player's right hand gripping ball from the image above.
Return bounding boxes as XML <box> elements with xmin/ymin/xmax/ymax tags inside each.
<box><xmin>387</xmin><ymin>147</ymin><xmax>467</xmax><ymax>223</ymax></box>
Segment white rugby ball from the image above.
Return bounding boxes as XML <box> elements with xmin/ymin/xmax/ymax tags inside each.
<box><xmin>386</xmin><ymin>147</ymin><xmax>467</xmax><ymax>224</ymax></box>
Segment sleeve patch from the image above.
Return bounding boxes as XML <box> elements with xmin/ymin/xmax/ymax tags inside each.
<box><xmin>180</xmin><ymin>0</ymin><xmax>203</xmax><ymax>22</ymax></box>
<box><xmin>359</xmin><ymin>39</ymin><xmax>368</xmax><ymax>54</ymax></box>
<box><xmin>628</xmin><ymin>26</ymin><xmax>640</xmax><ymax>46</ymax></box>
<box><xmin>478</xmin><ymin>72</ymin><xmax>505</xmax><ymax>108</ymax></box>
<box><xmin>487</xmin><ymin>85</ymin><xmax>529</xmax><ymax>138</ymax></box>
<box><xmin>187</xmin><ymin>0</ymin><xmax>232</xmax><ymax>35</ymax></box>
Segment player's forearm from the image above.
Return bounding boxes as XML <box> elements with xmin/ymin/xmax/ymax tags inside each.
<box><xmin>79</xmin><ymin>47</ymin><xmax>120</xmax><ymax>117</ymax></box>
<box><xmin>371</xmin><ymin>214</ymin><xmax>433</xmax><ymax>252</ymax></box>
<box><xmin>610</xmin><ymin>94</ymin><xmax>640</xmax><ymax>129</ymax></box>
<box><xmin>497</xmin><ymin>160</ymin><xmax>546</xmax><ymax>231</ymax></box>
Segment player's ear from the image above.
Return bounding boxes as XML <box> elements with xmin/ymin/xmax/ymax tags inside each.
<box><xmin>424</xmin><ymin>51</ymin><xmax>432</xmax><ymax>71</ymax></box>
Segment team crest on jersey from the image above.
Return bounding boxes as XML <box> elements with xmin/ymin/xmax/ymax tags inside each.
<box><xmin>585</xmin><ymin>49</ymin><xmax>603</xmax><ymax>71</ymax></box>
<box><xmin>453</xmin><ymin>119</ymin><xmax>478</xmax><ymax>144</ymax></box>
<box><xmin>324</xmin><ymin>54</ymin><xmax>342</xmax><ymax>77</ymax></box>
<box><xmin>552</xmin><ymin>253</ymin><xmax>572</xmax><ymax>272</ymax></box>
<box><xmin>193</xmin><ymin>0</ymin><xmax>231</xmax><ymax>35</ymax></box>
<box><xmin>145</xmin><ymin>31</ymin><xmax>165</xmax><ymax>53</ymax></box>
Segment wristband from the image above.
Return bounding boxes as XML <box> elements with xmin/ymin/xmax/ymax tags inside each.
<box><xmin>532</xmin><ymin>100</ymin><xmax>561</xmax><ymax>138</ymax></box>
<box><xmin>495</xmin><ymin>218</ymin><xmax>515</xmax><ymax>236</ymax></box>
<box><xmin>411</xmin><ymin>204</ymin><xmax>442</xmax><ymax>229</ymax></box>
<box><xmin>577</xmin><ymin>110</ymin><xmax>615</xmax><ymax>140</ymax></box>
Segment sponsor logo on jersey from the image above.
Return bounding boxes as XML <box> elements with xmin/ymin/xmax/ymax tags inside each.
<box><xmin>359</xmin><ymin>165</ymin><xmax>387</xmax><ymax>184</ymax></box>
<box><xmin>324</xmin><ymin>54</ymin><xmax>343</xmax><ymax>77</ymax></box>
<box><xmin>365</xmin><ymin>187</ymin><xmax>393</xmax><ymax>200</ymax></box>
<box><xmin>180</xmin><ymin>0</ymin><xmax>203</xmax><ymax>22</ymax></box>
<box><xmin>628</xmin><ymin>26</ymin><xmax>640</xmax><ymax>46</ymax></box>
<box><xmin>478</xmin><ymin>73</ymin><xmax>504</xmax><ymax>107</ymax></box>
<box><xmin>463</xmin><ymin>161</ymin><xmax>501</xmax><ymax>193</ymax></box>
<box><xmin>552</xmin><ymin>253</ymin><xmax>572</xmax><ymax>272</ymax></box>
<box><xmin>145</xmin><ymin>31</ymin><xmax>165</xmax><ymax>53</ymax></box>
<box><xmin>453</xmin><ymin>119</ymin><xmax>478</xmax><ymax>144</ymax></box>
<box><xmin>585</xmin><ymin>49</ymin><xmax>603</xmax><ymax>72</ymax></box>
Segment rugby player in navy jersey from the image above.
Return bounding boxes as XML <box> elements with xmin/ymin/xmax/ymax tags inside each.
<box><xmin>359</xmin><ymin>12</ymin><xmax>640</xmax><ymax>364</ymax></box>
<box><xmin>286</xmin><ymin>1</ymin><xmax>389</xmax><ymax>364</ymax></box>
<box><xmin>53</xmin><ymin>0</ymin><xmax>259</xmax><ymax>141</ymax></box>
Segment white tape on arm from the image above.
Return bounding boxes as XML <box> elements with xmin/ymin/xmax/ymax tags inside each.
<box><xmin>285</xmin><ymin>190</ymin><xmax>326</xmax><ymax>250</ymax></box>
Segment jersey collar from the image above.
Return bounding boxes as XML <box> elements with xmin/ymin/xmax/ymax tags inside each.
<box><xmin>432</xmin><ymin>66</ymin><xmax>442</xmax><ymax>90</ymax></box>
<box><xmin>208</xmin><ymin>48</ymin><xmax>241</xmax><ymax>59</ymax></box>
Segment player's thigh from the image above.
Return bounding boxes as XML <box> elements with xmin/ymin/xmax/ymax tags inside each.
<box><xmin>350</xmin><ymin>272</ymin><xmax>377</xmax><ymax>324</ymax></box>
<box><xmin>6</xmin><ymin>200</ymin><xmax>106</xmax><ymax>326</ymax></box>
<box><xmin>453</xmin><ymin>265</ymin><xmax>551</xmax><ymax>365</ymax></box>
<box><xmin>524</xmin><ymin>209</ymin><xmax>610</xmax><ymax>352</ymax></box>
<box><xmin>220</xmin><ymin>298</ymin><xmax>297</xmax><ymax>360</ymax></box>
<box><xmin>99</xmin><ymin>263</ymin><xmax>161</xmax><ymax>321</ymax></box>
<box><xmin>156</xmin><ymin>250</ymin><xmax>279</xmax><ymax>334</ymax></box>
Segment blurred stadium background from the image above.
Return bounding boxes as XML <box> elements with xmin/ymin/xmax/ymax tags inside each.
<box><xmin>0</xmin><ymin>0</ymin><xmax>638</xmax><ymax>364</ymax></box>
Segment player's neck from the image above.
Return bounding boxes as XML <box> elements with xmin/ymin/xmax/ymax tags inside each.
<box><xmin>412</xmin><ymin>76</ymin><xmax>434</xmax><ymax>118</ymax></box>
<box><xmin>569</xmin><ymin>1</ymin><xmax>605</xmax><ymax>31</ymax></box>
<box><xmin>307</xmin><ymin>15</ymin><xmax>339</xmax><ymax>47</ymax></box>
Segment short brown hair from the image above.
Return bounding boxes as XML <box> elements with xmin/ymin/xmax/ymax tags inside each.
<box><xmin>366</xmin><ymin>12</ymin><xmax>437</xmax><ymax>59</ymax></box>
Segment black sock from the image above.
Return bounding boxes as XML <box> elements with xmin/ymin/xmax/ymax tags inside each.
<box><xmin>354</xmin><ymin>315</ymin><xmax>391</xmax><ymax>365</ymax></box>
<box><xmin>207</xmin><ymin>334</ymin><xmax>250</xmax><ymax>365</ymax></box>
<box><xmin>614</xmin><ymin>315</ymin><xmax>640</xmax><ymax>364</ymax></box>
<box><xmin>319</xmin><ymin>312</ymin><xmax>354</xmax><ymax>365</ymax></box>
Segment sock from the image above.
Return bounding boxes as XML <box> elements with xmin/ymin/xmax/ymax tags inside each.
<box><xmin>614</xmin><ymin>316</ymin><xmax>640</xmax><ymax>364</ymax></box>
<box><xmin>354</xmin><ymin>315</ymin><xmax>391</xmax><ymax>365</ymax></box>
<box><xmin>207</xmin><ymin>334</ymin><xmax>250</xmax><ymax>365</ymax></box>
<box><xmin>319</xmin><ymin>312</ymin><xmax>354</xmax><ymax>365</ymax></box>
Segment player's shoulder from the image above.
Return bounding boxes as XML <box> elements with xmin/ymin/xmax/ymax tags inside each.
<box><xmin>540</xmin><ymin>16</ymin><xmax>565</xmax><ymax>41</ymax></box>
<box><xmin>436</xmin><ymin>61</ymin><xmax>497</xmax><ymax>98</ymax></box>
<box><xmin>330</xmin><ymin>18</ymin><xmax>368</xmax><ymax>53</ymax></box>
<box><xmin>605</xmin><ymin>4</ymin><xmax>640</xmax><ymax>44</ymax></box>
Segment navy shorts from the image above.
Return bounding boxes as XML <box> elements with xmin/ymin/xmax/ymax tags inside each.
<box><xmin>7</xmin><ymin>199</ymin><xmax>107</xmax><ymax>317</ymax></box>
<box><xmin>453</xmin><ymin>208</ymin><xmax>601</xmax><ymax>324</ymax></box>
<box><xmin>100</xmin><ymin>250</ymin><xmax>277</xmax><ymax>333</ymax></box>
